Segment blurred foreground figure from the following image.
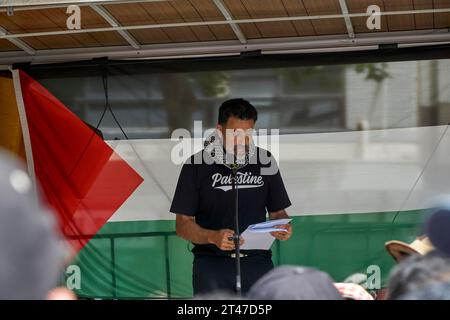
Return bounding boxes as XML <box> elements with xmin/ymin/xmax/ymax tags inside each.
<box><xmin>388</xmin><ymin>251</ymin><xmax>450</xmax><ymax>299</ymax></box>
<box><xmin>425</xmin><ymin>199</ymin><xmax>450</xmax><ymax>256</ymax></box>
<box><xmin>0</xmin><ymin>150</ymin><xmax>66</xmax><ymax>299</ymax></box>
<box><xmin>334</xmin><ymin>283</ymin><xmax>374</xmax><ymax>300</ymax></box>
<box><xmin>247</xmin><ymin>266</ymin><xmax>342</xmax><ymax>300</ymax></box>
<box><xmin>397</xmin><ymin>282</ymin><xmax>450</xmax><ymax>300</ymax></box>
<box><xmin>46</xmin><ymin>287</ymin><xmax>77</xmax><ymax>300</ymax></box>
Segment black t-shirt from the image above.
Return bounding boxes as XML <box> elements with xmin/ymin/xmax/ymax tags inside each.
<box><xmin>170</xmin><ymin>147</ymin><xmax>291</xmax><ymax>256</ymax></box>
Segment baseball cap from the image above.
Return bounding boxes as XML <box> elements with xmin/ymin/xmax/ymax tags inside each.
<box><xmin>425</xmin><ymin>199</ymin><xmax>450</xmax><ymax>256</ymax></box>
<box><xmin>247</xmin><ymin>265</ymin><xmax>342</xmax><ymax>300</ymax></box>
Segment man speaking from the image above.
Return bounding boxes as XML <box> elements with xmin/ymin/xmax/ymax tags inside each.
<box><xmin>170</xmin><ymin>98</ymin><xmax>292</xmax><ymax>295</ymax></box>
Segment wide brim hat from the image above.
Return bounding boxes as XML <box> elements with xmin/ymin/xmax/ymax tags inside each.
<box><xmin>385</xmin><ymin>237</ymin><xmax>434</xmax><ymax>262</ymax></box>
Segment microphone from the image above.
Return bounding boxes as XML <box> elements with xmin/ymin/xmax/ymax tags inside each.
<box><xmin>224</xmin><ymin>144</ymin><xmax>255</xmax><ymax>172</ymax></box>
<box><xmin>228</xmin><ymin>162</ymin><xmax>241</xmax><ymax>173</ymax></box>
<box><xmin>204</xmin><ymin>129</ymin><xmax>256</xmax><ymax>171</ymax></box>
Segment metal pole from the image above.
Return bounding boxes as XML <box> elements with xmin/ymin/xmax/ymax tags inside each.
<box><xmin>164</xmin><ymin>235</ymin><xmax>172</xmax><ymax>299</ymax></box>
<box><xmin>110</xmin><ymin>237</ymin><xmax>117</xmax><ymax>299</ymax></box>
<box><xmin>212</xmin><ymin>0</ymin><xmax>247</xmax><ymax>44</ymax></box>
<box><xmin>4</xmin><ymin>8</ymin><xmax>450</xmax><ymax>40</ymax></box>
<box><xmin>231</xmin><ymin>167</ymin><xmax>241</xmax><ymax>296</ymax></box>
<box><xmin>0</xmin><ymin>0</ymin><xmax>161</xmax><ymax>8</ymax></box>
<box><xmin>2</xmin><ymin>30</ymin><xmax>450</xmax><ymax>64</ymax></box>
<box><xmin>338</xmin><ymin>0</ymin><xmax>355</xmax><ymax>39</ymax></box>
<box><xmin>90</xmin><ymin>4</ymin><xmax>141</xmax><ymax>49</ymax></box>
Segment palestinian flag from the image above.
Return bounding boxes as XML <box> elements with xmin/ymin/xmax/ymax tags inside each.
<box><xmin>1</xmin><ymin>70</ymin><xmax>143</xmax><ymax>254</ymax></box>
<box><xmin>1</xmin><ymin>69</ymin><xmax>449</xmax><ymax>298</ymax></box>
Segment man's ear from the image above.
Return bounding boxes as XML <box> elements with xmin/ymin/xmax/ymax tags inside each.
<box><xmin>216</xmin><ymin>124</ymin><xmax>225</xmax><ymax>137</ymax></box>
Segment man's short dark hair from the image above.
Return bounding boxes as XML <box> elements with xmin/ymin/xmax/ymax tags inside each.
<box><xmin>218</xmin><ymin>98</ymin><xmax>257</xmax><ymax>125</ymax></box>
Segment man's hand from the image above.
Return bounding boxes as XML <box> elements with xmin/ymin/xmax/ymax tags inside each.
<box><xmin>269</xmin><ymin>209</ymin><xmax>292</xmax><ymax>241</ymax></box>
<box><xmin>270</xmin><ymin>224</ymin><xmax>292</xmax><ymax>241</ymax></box>
<box><xmin>208</xmin><ymin>229</ymin><xmax>244</xmax><ymax>250</ymax></box>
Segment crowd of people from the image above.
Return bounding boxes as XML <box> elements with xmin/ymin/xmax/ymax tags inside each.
<box><xmin>1</xmin><ymin>147</ymin><xmax>450</xmax><ymax>300</ymax></box>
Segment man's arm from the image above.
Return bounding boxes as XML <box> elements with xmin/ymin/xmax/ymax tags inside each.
<box><xmin>175</xmin><ymin>214</ymin><xmax>243</xmax><ymax>250</ymax></box>
<box><xmin>269</xmin><ymin>209</ymin><xmax>290</xmax><ymax>220</ymax></box>
<box><xmin>269</xmin><ymin>209</ymin><xmax>293</xmax><ymax>241</ymax></box>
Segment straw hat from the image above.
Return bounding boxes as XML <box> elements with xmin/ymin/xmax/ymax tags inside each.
<box><xmin>385</xmin><ymin>236</ymin><xmax>434</xmax><ymax>262</ymax></box>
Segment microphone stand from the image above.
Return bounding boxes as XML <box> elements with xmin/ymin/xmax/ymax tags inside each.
<box><xmin>230</xmin><ymin>165</ymin><xmax>242</xmax><ymax>296</ymax></box>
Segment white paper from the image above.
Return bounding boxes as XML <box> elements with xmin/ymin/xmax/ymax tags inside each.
<box><xmin>240</xmin><ymin>218</ymin><xmax>292</xmax><ymax>250</ymax></box>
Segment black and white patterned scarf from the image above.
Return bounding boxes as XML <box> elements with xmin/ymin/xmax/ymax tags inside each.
<box><xmin>203</xmin><ymin>129</ymin><xmax>256</xmax><ymax>170</ymax></box>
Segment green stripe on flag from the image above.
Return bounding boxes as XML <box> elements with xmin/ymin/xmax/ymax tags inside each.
<box><xmin>66</xmin><ymin>209</ymin><xmax>426</xmax><ymax>299</ymax></box>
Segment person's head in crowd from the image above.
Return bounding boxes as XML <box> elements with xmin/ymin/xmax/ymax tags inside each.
<box><xmin>334</xmin><ymin>283</ymin><xmax>374</xmax><ymax>300</ymax></box>
<box><xmin>46</xmin><ymin>287</ymin><xmax>78</xmax><ymax>300</ymax></box>
<box><xmin>247</xmin><ymin>266</ymin><xmax>342</xmax><ymax>300</ymax></box>
<box><xmin>425</xmin><ymin>199</ymin><xmax>450</xmax><ymax>256</ymax></box>
<box><xmin>0</xmin><ymin>149</ymin><xmax>66</xmax><ymax>299</ymax></box>
<box><xmin>396</xmin><ymin>282</ymin><xmax>450</xmax><ymax>300</ymax></box>
<box><xmin>385</xmin><ymin>236</ymin><xmax>434</xmax><ymax>263</ymax></box>
<box><xmin>387</xmin><ymin>250</ymin><xmax>450</xmax><ymax>300</ymax></box>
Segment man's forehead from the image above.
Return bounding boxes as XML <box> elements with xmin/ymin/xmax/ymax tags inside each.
<box><xmin>224</xmin><ymin>128</ymin><xmax>254</xmax><ymax>137</ymax></box>
<box><xmin>222</xmin><ymin>117</ymin><xmax>255</xmax><ymax>129</ymax></box>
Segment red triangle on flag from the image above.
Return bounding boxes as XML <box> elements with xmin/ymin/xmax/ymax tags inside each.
<box><xmin>17</xmin><ymin>70</ymin><xmax>143</xmax><ymax>253</ymax></box>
